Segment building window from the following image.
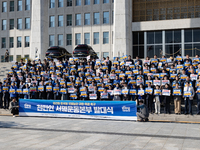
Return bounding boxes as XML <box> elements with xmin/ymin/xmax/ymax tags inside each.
<box><xmin>24</xmin><ymin>55</ymin><xmax>29</xmax><ymax>59</ymax></box>
<box><xmin>103</xmin><ymin>52</ymin><xmax>109</xmax><ymax>58</ymax></box>
<box><xmin>76</xmin><ymin>0</ymin><xmax>81</xmax><ymax>6</ymax></box>
<box><xmin>103</xmin><ymin>0</ymin><xmax>109</xmax><ymax>4</ymax></box>
<box><xmin>103</xmin><ymin>12</ymin><xmax>109</xmax><ymax>24</ymax></box>
<box><xmin>132</xmin><ymin>1</ymin><xmax>200</xmax><ymax>22</ymax></box>
<box><xmin>164</xmin><ymin>30</ymin><xmax>181</xmax><ymax>58</ymax></box>
<box><xmin>147</xmin><ymin>31</ymin><xmax>162</xmax><ymax>44</ymax></box>
<box><xmin>146</xmin><ymin>31</ymin><xmax>163</xmax><ymax>58</ymax></box>
<box><xmin>9</xmin><ymin>37</ymin><xmax>14</xmax><ymax>48</ymax></box>
<box><xmin>66</xmin><ymin>34</ymin><xmax>72</xmax><ymax>45</ymax></box>
<box><xmin>184</xmin><ymin>29</ymin><xmax>200</xmax><ymax>57</ymax></box>
<box><xmin>10</xmin><ymin>1</ymin><xmax>14</xmax><ymax>12</ymax></box>
<box><xmin>2</xmin><ymin>2</ymin><xmax>7</xmax><ymax>12</ymax></box>
<box><xmin>2</xmin><ymin>20</ymin><xmax>7</xmax><ymax>30</ymax></box>
<box><xmin>165</xmin><ymin>30</ymin><xmax>181</xmax><ymax>44</ymax></box>
<box><xmin>17</xmin><ymin>37</ymin><xmax>21</xmax><ymax>47</ymax></box>
<box><xmin>17</xmin><ymin>0</ymin><xmax>22</xmax><ymax>11</ymax></box>
<box><xmin>67</xmin><ymin>14</ymin><xmax>72</xmax><ymax>26</ymax></box>
<box><xmin>9</xmin><ymin>55</ymin><xmax>13</xmax><ymax>61</ymax></box>
<box><xmin>103</xmin><ymin>32</ymin><xmax>109</xmax><ymax>44</ymax></box>
<box><xmin>58</xmin><ymin>15</ymin><xmax>63</xmax><ymax>27</ymax></box>
<box><xmin>112</xmin><ymin>11</ymin><xmax>114</xmax><ymax>24</ymax></box>
<box><xmin>49</xmin><ymin>35</ymin><xmax>54</xmax><ymax>46</ymax></box>
<box><xmin>50</xmin><ymin>0</ymin><xmax>55</xmax><ymax>8</ymax></box>
<box><xmin>25</xmin><ymin>0</ymin><xmax>30</xmax><ymax>10</ymax></box>
<box><xmin>75</xmin><ymin>33</ymin><xmax>81</xmax><ymax>45</ymax></box>
<box><xmin>10</xmin><ymin>19</ymin><xmax>14</xmax><ymax>30</ymax></box>
<box><xmin>58</xmin><ymin>34</ymin><xmax>63</xmax><ymax>46</ymax></box>
<box><xmin>25</xmin><ymin>36</ymin><xmax>30</xmax><ymax>47</ymax></box>
<box><xmin>94</xmin><ymin>12</ymin><xmax>99</xmax><ymax>24</ymax></box>
<box><xmin>1</xmin><ymin>56</ymin><xmax>5</xmax><ymax>62</ymax></box>
<box><xmin>84</xmin><ymin>33</ymin><xmax>90</xmax><ymax>44</ymax></box>
<box><xmin>93</xmin><ymin>32</ymin><xmax>99</xmax><ymax>44</ymax></box>
<box><xmin>85</xmin><ymin>0</ymin><xmax>90</xmax><ymax>5</ymax></box>
<box><xmin>25</xmin><ymin>18</ymin><xmax>30</xmax><ymax>29</ymax></box>
<box><xmin>94</xmin><ymin>0</ymin><xmax>99</xmax><ymax>4</ymax></box>
<box><xmin>84</xmin><ymin>13</ymin><xmax>90</xmax><ymax>25</ymax></box>
<box><xmin>112</xmin><ymin>31</ymin><xmax>113</xmax><ymax>44</ymax></box>
<box><xmin>75</xmin><ymin>14</ymin><xmax>81</xmax><ymax>26</ymax></box>
<box><xmin>17</xmin><ymin>18</ymin><xmax>22</xmax><ymax>29</ymax></box>
<box><xmin>58</xmin><ymin>0</ymin><xmax>63</xmax><ymax>7</ymax></box>
<box><xmin>16</xmin><ymin>55</ymin><xmax>21</xmax><ymax>62</ymax></box>
<box><xmin>132</xmin><ymin>32</ymin><xmax>144</xmax><ymax>58</ymax></box>
<box><xmin>1</xmin><ymin>38</ymin><xmax>6</xmax><ymax>48</ymax></box>
<box><xmin>67</xmin><ymin>0</ymin><xmax>72</xmax><ymax>7</ymax></box>
<box><xmin>49</xmin><ymin>16</ymin><xmax>55</xmax><ymax>27</ymax></box>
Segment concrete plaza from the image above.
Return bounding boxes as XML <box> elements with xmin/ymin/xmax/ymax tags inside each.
<box><xmin>0</xmin><ymin>116</ymin><xmax>199</xmax><ymax>150</ymax></box>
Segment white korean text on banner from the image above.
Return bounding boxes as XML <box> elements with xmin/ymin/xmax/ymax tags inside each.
<box><xmin>19</xmin><ymin>99</ymin><xmax>137</xmax><ymax>121</ymax></box>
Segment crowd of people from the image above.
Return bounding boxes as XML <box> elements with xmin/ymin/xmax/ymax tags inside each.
<box><xmin>1</xmin><ymin>54</ymin><xmax>200</xmax><ymax>116</ymax></box>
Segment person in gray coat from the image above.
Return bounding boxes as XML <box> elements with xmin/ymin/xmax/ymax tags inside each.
<box><xmin>9</xmin><ymin>97</ymin><xmax>19</xmax><ymax>117</ymax></box>
<box><xmin>136</xmin><ymin>100</ymin><xmax>149</xmax><ymax>122</ymax></box>
<box><xmin>113</xmin><ymin>83</ymin><xmax>121</xmax><ymax>101</ymax></box>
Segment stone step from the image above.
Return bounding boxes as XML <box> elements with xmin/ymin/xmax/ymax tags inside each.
<box><xmin>149</xmin><ymin>113</ymin><xmax>200</xmax><ymax>122</ymax></box>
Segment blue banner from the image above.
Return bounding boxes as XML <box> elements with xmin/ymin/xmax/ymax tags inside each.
<box><xmin>19</xmin><ymin>99</ymin><xmax>137</xmax><ymax>121</ymax></box>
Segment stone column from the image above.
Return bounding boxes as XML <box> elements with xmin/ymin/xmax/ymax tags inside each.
<box><xmin>113</xmin><ymin>0</ymin><xmax>132</xmax><ymax>57</ymax></box>
<box><xmin>30</xmin><ymin>0</ymin><xmax>48</xmax><ymax>60</ymax></box>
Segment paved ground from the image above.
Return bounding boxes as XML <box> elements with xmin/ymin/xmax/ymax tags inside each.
<box><xmin>2</xmin><ymin>108</ymin><xmax>200</xmax><ymax>123</ymax></box>
<box><xmin>0</xmin><ymin>116</ymin><xmax>200</xmax><ymax>150</ymax></box>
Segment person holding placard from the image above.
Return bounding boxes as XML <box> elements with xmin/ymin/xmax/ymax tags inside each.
<box><xmin>113</xmin><ymin>83</ymin><xmax>122</xmax><ymax>101</ymax></box>
<box><xmin>154</xmin><ymin>85</ymin><xmax>161</xmax><ymax>114</ymax></box>
<box><xmin>100</xmin><ymin>89</ymin><xmax>110</xmax><ymax>101</ymax></box>
<box><xmin>126</xmin><ymin>55</ymin><xmax>134</xmax><ymax>65</ymax></box>
<box><xmin>38</xmin><ymin>81</ymin><xmax>46</xmax><ymax>99</ymax></box>
<box><xmin>145</xmin><ymin>82</ymin><xmax>153</xmax><ymax>113</ymax></box>
<box><xmin>107</xmin><ymin>85</ymin><xmax>113</xmax><ymax>100</ymax></box>
<box><xmin>162</xmin><ymin>84</ymin><xmax>171</xmax><ymax>114</ymax></box>
<box><xmin>130</xmin><ymin>84</ymin><xmax>137</xmax><ymax>102</ymax></box>
<box><xmin>89</xmin><ymin>86</ymin><xmax>99</xmax><ymax>100</ymax></box>
<box><xmin>9</xmin><ymin>82</ymin><xmax>17</xmax><ymax>101</ymax></box>
<box><xmin>183</xmin><ymin>81</ymin><xmax>194</xmax><ymax>115</ymax></box>
<box><xmin>138</xmin><ymin>84</ymin><xmax>145</xmax><ymax>101</ymax></box>
<box><xmin>122</xmin><ymin>83</ymin><xmax>130</xmax><ymax>101</ymax></box>
<box><xmin>46</xmin><ymin>82</ymin><xmax>53</xmax><ymax>100</ymax></box>
<box><xmin>80</xmin><ymin>87</ymin><xmax>88</xmax><ymax>100</ymax></box>
<box><xmin>18</xmin><ymin>81</ymin><xmax>25</xmax><ymax>99</ymax></box>
<box><xmin>61</xmin><ymin>83</ymin><xmax>68</xmax><ymax>100</ymax></box>
<box><xmin>30</xmin><ymin>83</ymin><xmax>38</xmax><ymax>99</ymax></box>
<box><xmin>53</xmin><ymin>83</ymin><xmax>61</xmax><ymax>100</ymax></box>
<box><xmin>23</xmin><ymin>84</ymin><xmax>30</xmax><ymax>99</ymax></box>
<box><xmin>69</xmin><ymin>81</ymin><xmax>78</xmax><ymax>100</ymax></box>
<box><xmin>184</xmin><ymin>54</ymin><xmax>192</xmax><ymax>63</ymax></box>
<box><xmin>173</xmin><ymin>83</ymin><xmax>182</xmax><ymax>115</ymax></box>
<box><xmin>135</xmin><ymin>56</ymin><xmax>142</xmax><ymax>66</ymax></box>
<box><xmin>172</xmin><ymin>76</ymin><xmax>181</xmax><ymax>88</ymax></box>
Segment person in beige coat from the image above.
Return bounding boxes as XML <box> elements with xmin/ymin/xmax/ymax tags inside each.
<box><xmin>173</xmin><ymin>83</ymin><xmax>182</xmax><ymax>115</ymax></box>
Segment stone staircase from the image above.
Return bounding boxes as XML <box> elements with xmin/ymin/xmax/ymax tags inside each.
<box><xmin>0</xmin><ymin>62</ymin><xmax>14</xmax><ymax>82</ymax></box>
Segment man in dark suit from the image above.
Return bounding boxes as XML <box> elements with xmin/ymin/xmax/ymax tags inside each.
<box><xmin>106</xmin><ymin>56</ymin><xmax>112</xmax><ymax>72</ymax></box>
<box><xmin>38</xmin><ymin>81</ymin><xmax>46</xmax><ymax>99</ymax></box>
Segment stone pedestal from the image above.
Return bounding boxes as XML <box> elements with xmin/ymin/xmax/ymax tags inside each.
<box><xmin>30</xmin><ymin>0</ymin><xmax>48</xmax><ymax>60</ymax></box>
